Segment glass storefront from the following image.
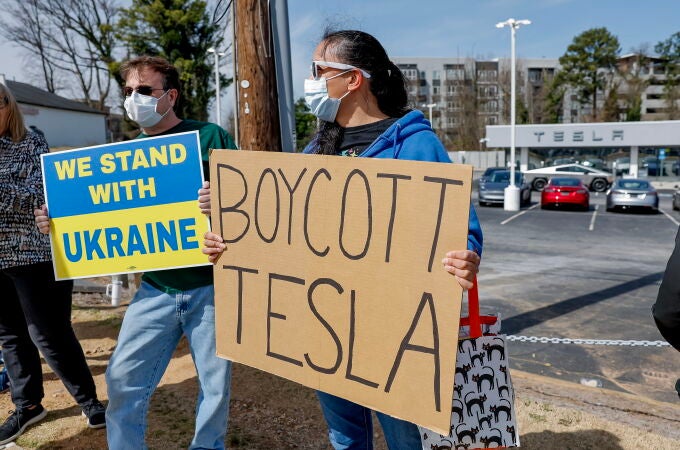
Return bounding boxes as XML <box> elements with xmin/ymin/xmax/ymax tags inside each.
<box><xmin>523</xmin><ymin>147</ymin><xmax>680</xmax><ymax>181</ymax></box>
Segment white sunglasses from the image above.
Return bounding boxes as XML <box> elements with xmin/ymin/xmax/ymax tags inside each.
<box><xmin>311</xmin><ymin>60</ymin><xmax>372</xmax><ymax>80</ymax></box>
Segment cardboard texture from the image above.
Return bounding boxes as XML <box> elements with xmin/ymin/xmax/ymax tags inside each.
<box><xmin>210</xmin><ymin>150</ymin><xmax>472</xmax><ymax>434</ymax></box>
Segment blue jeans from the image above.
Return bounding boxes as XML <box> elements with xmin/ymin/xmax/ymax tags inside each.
<box><xmin>106</xmin><ymin>281</ymin><xmax>232</xmax><ymax>450</ymax></box>
<box><xmin>317</xmin><ymin>391</ymin><xmax>422</xmax><ymax>450</ymax></box>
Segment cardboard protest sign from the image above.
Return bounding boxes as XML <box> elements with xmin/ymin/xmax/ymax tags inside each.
<box><xmin>211</xmin><ymin>151</ymin><xmax>472</xmax><ymax>434</ymax></box>
<box><xmin>41</xmin><ymin>131</ymin><xmax>210</xmax><ymax>279</ymax></box>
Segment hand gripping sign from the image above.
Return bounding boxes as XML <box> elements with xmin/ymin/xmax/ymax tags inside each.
<box><xmin>210</xmin><ymin>150</ymin><xmax>472</xmax><ymax>434</ymax></box>
<box><xmin>41</xmin><ymin>131</ymin><xmax>210</xmax><ymax>279</ymax></box>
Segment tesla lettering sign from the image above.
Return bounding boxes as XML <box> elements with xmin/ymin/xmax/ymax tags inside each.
<box><xmin>485</xmin><ymin>121</ymin><xmax>680</xmax><ymax>148</ymax></box>
<box><xmin>533</xmin><ymin>129</ymin><xmax>624</xmax><ymax>144</ymax></box>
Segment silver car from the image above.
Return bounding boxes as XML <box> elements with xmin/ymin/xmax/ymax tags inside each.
<box><xmin>523</xmin><ymin>163</ymin><xmax>614</xmax><ymax>192</ymax></box>
<box><xmin>606</xmin><ymin>179</ymin><xmax>659</xmax><ymax>212</ymax></box>
<box><xmin>478</xmin><ymin>170</ymin><xmax>531</xmax><ymax>207</ymax></box>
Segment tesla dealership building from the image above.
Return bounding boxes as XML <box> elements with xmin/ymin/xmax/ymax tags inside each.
<box><xmin>484</xmin><ymin>120</ymin><xmax>680</xmax><ymax>179</ymax></box>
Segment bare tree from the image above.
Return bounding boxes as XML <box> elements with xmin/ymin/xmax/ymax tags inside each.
<box><xmin>452</xmin><ymin>66</ymin><xmax>483</xmax><ymax>150</ymax></box>
<box><xmin>0</xmin><ymin>0</ymin><xmax>118</xmax><ymax>110</ymax></box>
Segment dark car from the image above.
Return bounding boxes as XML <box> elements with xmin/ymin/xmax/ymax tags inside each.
<box><xmin>478</xmin><ymin>170</ymin><xmax>531</xmax><ymax>207</ymax></box>
<box><xmin>674</xmin><ymin>189</ymin><xmax>680</xmax><ymax>211</ymax></box>
<box><xmin>606</xmin><ymin>179</ymin><xmax>658</xmax><ymax>212</ymax></box>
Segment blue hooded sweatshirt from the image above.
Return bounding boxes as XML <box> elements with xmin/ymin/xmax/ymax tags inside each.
<box><xmin>304</xmin><ymin>110</ymin><xmax>483</xmax><ymax>255</ymax></box>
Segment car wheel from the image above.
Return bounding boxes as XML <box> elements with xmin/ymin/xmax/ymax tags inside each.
<box><xmin>532</xmin><ymin>178</ymin><xmax>548</xmax><ymax>192</ymax></box>
<box><xmin>674</xmin><ymin>203</ymin><xmax>680</xmax><ymax>211</ymax></box>
<box><xmin>591</xmin><ymin>178</ymin><xmax>607</xmax><ymax>192</ymax></box>
<box><xmin>479</xmin><ymin>201</ymin><xmax>487</xmax><ymax>207</ymax></box>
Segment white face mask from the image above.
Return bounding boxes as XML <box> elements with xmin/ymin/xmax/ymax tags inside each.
<box><xmin>124</xmin><ymin>90</ymin><xmax>170</xmax><ymax>128</ymax></box>
<box><xmin>304</xmin><ymin>70</ymin><xmax>351</xmax><ymax>123</ymax></box>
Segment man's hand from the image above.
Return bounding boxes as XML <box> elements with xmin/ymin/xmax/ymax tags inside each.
<box><xmin>198</xmin><ymin>181</ymin><xmax>211</xmax><ymax>215</ymax></box>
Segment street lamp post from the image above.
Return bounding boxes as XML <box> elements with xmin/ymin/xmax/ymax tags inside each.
<box><xmin>496</xmin><ymin>18</ymin><xmax>531</xmax><ymax>211</ymax></box>
<box><xmin>207</xmin><ymin>47</ymin><xmax>226</xmax><ymax>126</ymax></box>
<box><xmin>422</xmin><ymin>103</ymin><xmax>437</xmax><ymax>126</ymax></box>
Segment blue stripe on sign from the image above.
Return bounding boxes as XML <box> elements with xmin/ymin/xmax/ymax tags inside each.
<box><xmin>43</xmin><ymin>132</ymin><xmax>203</xmax><ymax>218</ymax></box>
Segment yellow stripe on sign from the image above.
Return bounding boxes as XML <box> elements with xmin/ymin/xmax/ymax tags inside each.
<box><xmin>50</xmin><ymin>201</ymin><xmax>210</xmax><ymax>279</ymax></box>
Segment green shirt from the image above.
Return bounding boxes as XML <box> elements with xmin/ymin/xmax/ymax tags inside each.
<box><xmin>138</xmin><ymin>119</ymin><xmax>237</xmax><ymax>293</ymax></box>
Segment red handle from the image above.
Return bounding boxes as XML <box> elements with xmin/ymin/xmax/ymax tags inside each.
<box><xmin>467</xmin><ymin>276</ymin><xmax>482</xmax><ymax>338</ymax></box>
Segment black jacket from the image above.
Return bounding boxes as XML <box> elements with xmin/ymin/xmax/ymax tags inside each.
<box><xmin>653</xmin><ymin>227</ymin><xmax>680</xmax><ymax>352</ymax></box>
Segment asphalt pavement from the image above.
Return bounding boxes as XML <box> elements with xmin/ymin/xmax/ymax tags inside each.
<box><xmin>472</xmin><ymin>188</ymin><xmax>680</xmax><ymax>404</ymax></box>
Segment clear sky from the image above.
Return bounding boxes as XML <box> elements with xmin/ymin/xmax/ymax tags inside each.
<box><xmin>1</xmin><ymin>0</ymin><xmax>678</xmax><ymax>103</ymax></box>
<box><xmin>287</xmin><ymin>0</ymin><xmax>678</xmax><ymax>97</ymax></box>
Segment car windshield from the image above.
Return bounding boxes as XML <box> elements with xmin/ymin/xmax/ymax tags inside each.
<box><xmin>490</xmin><ymin>171</ymin><xmax>522</xmax><ymax>183</ymax></box>
<box><xmin>551</xmin><ymin>178</ymin><xmax>581</xmax><ymax>187</ymax></box>
<box><xmin>482</xmin><ymin>167</ymin><xmax>504</xmax><ymax>177</ymax></box>
<box><xmin>617</xmin><ymin>180</ymin><xmax>650</xmax><ymax>190</ymax></box>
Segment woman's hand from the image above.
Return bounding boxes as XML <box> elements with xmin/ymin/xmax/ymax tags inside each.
<box><xmin>198</xmin><ymin>181</ymin><xmax>211</xmax><ymax>215</ymax></box>
<box><xmin>34</xmin><ymin>204</ymin><xmax>50</xmax><ymax>234</ymax></box>
<box><xmin>442</xmin><ymin>250</ymin><xmax>480</xmax><ymax>290</ymax></box>
<box><xmin>203</xmin><ymin>231</ymin><xmax>226</xmax><ymax>264</ymax></box>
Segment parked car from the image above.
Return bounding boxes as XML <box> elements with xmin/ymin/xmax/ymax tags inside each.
<box><xmin>672</xmin><ymin>160</ymin><xmax>680</xmax><ymax>176</ymax></box>
<box><xmin>612</xmin><ymin>157</ymin><xmax>630</xmax><ymax>176</ymax></box>
<box><xmin>606</xmin><ymin>178</ymin><xmax>659</xmax><ymax>212</ymax></box>
<box><xmin>674</xmin><ymin>189</ymin><xmax>680</xmax><ymax>211</ymax></box>
<box><xmin>540</xmin><ymin>178</ymin><xmax>590</xmax><ymax>211</ymax></box>
<box><xmin>523</xmin><ymin>163</ymin><xmax>614</xmax><ymax>192</ymax></box>
<box><xmin>478</xmin><ymin>170</ymin><xmax>531</xmax><ymax>207</ymax></box>
<box><xmin>479</xmin><ymin>166</ymin><xmax>506</xmax><ymax>183</ymax></box>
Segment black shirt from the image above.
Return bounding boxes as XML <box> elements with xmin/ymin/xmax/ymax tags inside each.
<box><xmin>337</xmin><ymin>118</ymin><xmax>397</xmax><ymax>157</ymax></box>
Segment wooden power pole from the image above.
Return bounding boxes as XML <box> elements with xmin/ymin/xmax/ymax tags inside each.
<box><xmin>234</xmin><ymin>0</ymin><xmax>282</xmax><ymax>152</ymax></box>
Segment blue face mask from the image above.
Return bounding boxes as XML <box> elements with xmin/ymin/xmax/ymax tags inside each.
<box><xmin>303</xmin><ymin>70</ymin><xmax>352</xmax><ymax>123</ymax></box>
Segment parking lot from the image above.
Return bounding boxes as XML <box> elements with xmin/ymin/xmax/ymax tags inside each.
<box><xmin>472</xmin><ymin>188</ymin><xmax>680</xmax><ymax>403</ymax></box>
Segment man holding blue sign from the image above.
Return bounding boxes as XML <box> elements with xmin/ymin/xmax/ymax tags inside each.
<box><xmin>36</xmin><ymin>56</ymin><xmax>237</xmax><ymax>449</ymax></box>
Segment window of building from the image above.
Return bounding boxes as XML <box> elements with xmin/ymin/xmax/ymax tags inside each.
<box><xmin>433</xmin><ymin>86</ymin><xmax>440</xmax><ymax>95</ymax></box>
<box><xmin>432</xmin><ymin>70</ymin><xmax>440</xmax><ymax>80</ymax></box>
<box><xmin>402</xmin><ymin>69</ymin><xmax>418</xmax><ymax>80</ymax></box>
<box><xmin>446</xmin><ymin>68</ymin><xmax>465</xmax><ymax>80</ymax></box>
<box><xmin>477</xmin><ymin>70</ymin><xmax>497</xmax><ymax>81</ymax></box>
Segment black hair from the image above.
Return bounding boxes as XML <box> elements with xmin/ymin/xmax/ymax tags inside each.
<box><xmin>312</xmin><ymin>29</ymin><xmax>410</xmax><ymax>155</ymax></box>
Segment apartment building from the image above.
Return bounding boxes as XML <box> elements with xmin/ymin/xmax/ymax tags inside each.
<box><xmin>394</xmin><ymin>55</ymin><xmax>678</xmax><ymax>150</ymax></box>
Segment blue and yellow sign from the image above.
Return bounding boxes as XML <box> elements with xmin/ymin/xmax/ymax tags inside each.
<box><xmin>41</xmin><ymin>131</ymin><xmax>210</xmax><ymax>279</ymax></box>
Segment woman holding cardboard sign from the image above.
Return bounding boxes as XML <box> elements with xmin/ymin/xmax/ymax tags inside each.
<box><xmin>0</xmin><ymin>82</ymin><xmax>106</xmax><ymax>445</ymax></box>
<box><xmin>203</xmin><ymin>29</ymin><xmax>482</xmax><ymax>450</ymax></box>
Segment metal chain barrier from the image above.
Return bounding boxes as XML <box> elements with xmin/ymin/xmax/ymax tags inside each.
<box><xmin>507</xmin><ymin>335</ymin><xmax>671</xmax><ymax>347</ymax></box>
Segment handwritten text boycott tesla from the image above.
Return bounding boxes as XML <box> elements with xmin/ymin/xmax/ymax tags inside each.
<box><xmin>211</xmin><ymin>151</ymin><xmax>473</xmax><ymax>434</ymax></box>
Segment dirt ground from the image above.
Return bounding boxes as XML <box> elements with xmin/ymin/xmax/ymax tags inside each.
<box><xmin>1</xmin><ymin>286</ymin><xmax>680</xmax><ymax>449</ymax></box>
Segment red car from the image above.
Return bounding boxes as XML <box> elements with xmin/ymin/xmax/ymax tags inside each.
<box><xmin>541</xmin><ymin>177</ymin><xmax>590</xmax><ymax>211</ymax></box>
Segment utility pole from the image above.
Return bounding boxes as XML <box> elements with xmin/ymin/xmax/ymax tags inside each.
<box><xmin>234</xmin><ymin>0</ymin><xmax>282</xmax><ymax>152</ymax></box>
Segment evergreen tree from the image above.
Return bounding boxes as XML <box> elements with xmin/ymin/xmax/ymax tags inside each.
<box><xmin>295</xmin><ymin>98</ymin><xmax>316</xmax><ymax>152</ymax></box>
<box><xmin>116</xmin><ymin>0</ymin><xmax>228</xmax><ymax>122</ymax></box>
<box><xmin>557</xmin><ymin>28</ymin><xmax>620</xmax><ymax>120</ymax></box>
